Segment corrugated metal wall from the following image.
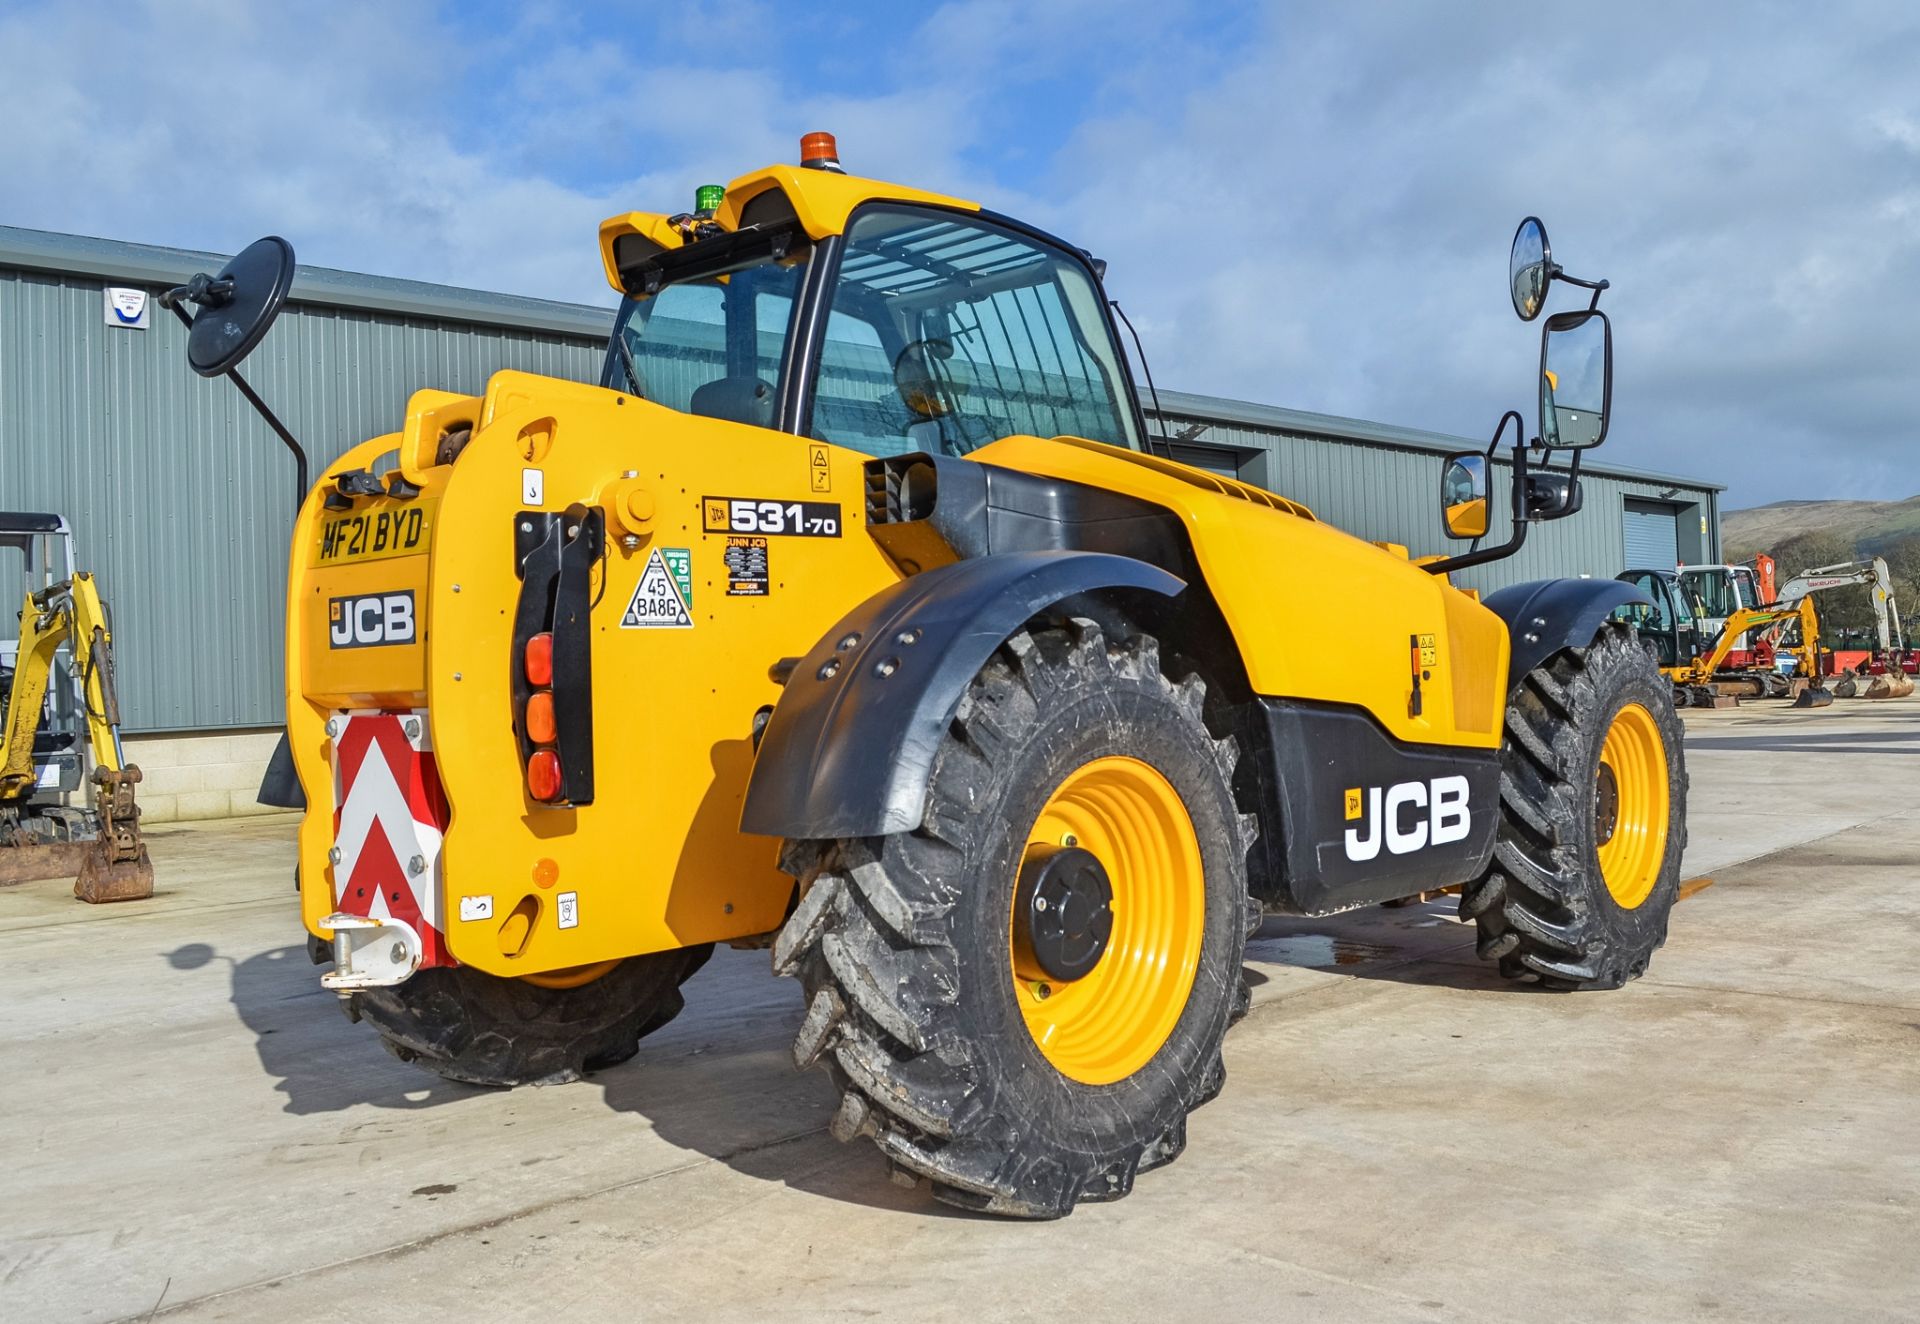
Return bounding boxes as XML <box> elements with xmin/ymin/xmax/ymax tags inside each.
<box><xmin>0</xmin><ymin>266</ymin><xmax>602</xmax><ymax>731</ymax></box>
<box><xmin>1147</xmin><ymin>404</ymin><xmax>1720</xmax><ymax>597</ymax></box>
<box><xmin>3</xmin><ymin>257</ymin><xmax>1719</xmax><ymax>733</ymax></box>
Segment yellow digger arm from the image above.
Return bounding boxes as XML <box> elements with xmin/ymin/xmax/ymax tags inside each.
<box><xmin>1</xmin><ymin>573</ymin><xmax>126</xmax><ymax>802</ymax></box>
<box><xmin>1679</xmin><ymin>602</ymin><xmax>1809</xmax><ymax>684</ymax></box>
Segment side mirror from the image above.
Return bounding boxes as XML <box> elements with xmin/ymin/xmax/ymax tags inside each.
<box><xmin>1510</xmin><ymin>217</ymin><xmax>1551</xmax><ymax>321</ymax></box>
<box><xmin>1440</xmin><ymin>452</ymin><xmax>1490</xmax><ymax>539</ymax></box>
<box><xmin>159</xmin><ymin>235</ymin><xmax>296</xmax><ymax>378</ymax></box>
<box><xmin>1538</xmin><ymin>309</ymin><xmax>1611</xmax><ymax>448</ymax></box>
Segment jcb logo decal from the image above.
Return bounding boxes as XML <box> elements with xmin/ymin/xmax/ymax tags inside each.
<box><xmin>1343</xmin><ymin>776</ymin><xmax>1471</xmax><ymax>861</ymax></box>
<box><xmin>329</xmin><ymin>592</ymin><xmax>416</xmax><ymax>649</ymax></box>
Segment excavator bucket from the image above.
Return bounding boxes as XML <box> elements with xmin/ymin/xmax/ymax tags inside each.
<box><xmin>1864</xmin><ymin>672</ymin><xmax>1915</xmax><ymax>700</ymax></box>
<box><xmin>1792</xmin><ymin>685</ymin><xmax>1834</xmax><ymax>709</ymax></box>
<box><xmin>0</xmin><ymin>839</ymin><xmax>88</xmax><ymax>887</ymax></box>
<box><xmin>71</xmin><ymin>765</ymin><xmax>153</xmax><ymax>903</ymax></box>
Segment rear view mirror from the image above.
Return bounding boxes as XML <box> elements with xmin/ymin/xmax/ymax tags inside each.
<box><xmin>1440</xmin><ymin>452</ymin><xmax>1490</xmax><ymax>539</ymax></box>
<box><xmin>1538</xmin><ymin>309</ymin><xmax>1611</xmax><ymax>448</ymax></box>
<box><xmin>1510</xmin><ymin>217</ymin><xmax>1551</xmax><ymax>321</ymax></box>
<box><xmin>160</xmin><ymin>235</ymin><xmax>296</xmax><ymax>378</ymax></box>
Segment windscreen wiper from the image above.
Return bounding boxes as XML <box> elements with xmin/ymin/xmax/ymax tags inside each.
<box><xmin>613</xmin><ymin>333</ymin><xmax>646</xmax><ymax>399</ymax></box>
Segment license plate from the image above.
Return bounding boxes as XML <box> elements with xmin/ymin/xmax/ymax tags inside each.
<box><xmin>316</xmin><ymin>506</ymin><xmax>431</xmax><ymax>565</ymax></box>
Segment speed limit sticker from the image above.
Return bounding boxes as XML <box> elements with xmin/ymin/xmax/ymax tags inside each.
<box><xmin>702</xmin><ymin>496</ymin><xmax>841</xmax><ymax>538</ymax></box>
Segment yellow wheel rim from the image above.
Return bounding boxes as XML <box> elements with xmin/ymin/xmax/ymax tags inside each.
<box><xmin>1594</xmin><ymin>703</ymin><xmax>1670</xmax><ymax>910</ymax></box>
<box><xmin>1011</xmin><ymin>755</ymin><xmax>1205</xmax><ymax>1086</ymax></box>
<box><xmin>521</xmin><ymin>959</ymin><xmax>620</xmax><ymax>990</ymax></box>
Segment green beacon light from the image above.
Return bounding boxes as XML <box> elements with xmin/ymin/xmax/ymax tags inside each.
<box><xmin>694</xmin><ymin>185</ymin><xmax>725</xmax><ymax>217</ymax></box>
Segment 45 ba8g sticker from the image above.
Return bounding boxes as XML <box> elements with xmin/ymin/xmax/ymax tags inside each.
<box><xmin>621</xmin><ymin>547</ymin><xmax>694</xmax><ymax>629</ymax></box>
<box><xmin>703</xmin><ymin>497</ymin><xmax>840</xmax><ymax>538</ymax></box>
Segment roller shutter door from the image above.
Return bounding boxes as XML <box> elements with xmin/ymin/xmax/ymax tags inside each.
<box><xmin>1622</xmin><ymin>499</ymin><xmax>1679</xmax><ymax>572</ymax></box>
<box><xmin>1164</xmin><ymin>442</ymin><xmax>1241</xmax><ymax>478</ymax></box>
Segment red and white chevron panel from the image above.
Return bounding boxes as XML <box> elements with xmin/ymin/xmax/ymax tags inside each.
<box><xmin>330</xmin><ymin>711</ymin><xmax>455</xmax><ymax>968</ymax></box>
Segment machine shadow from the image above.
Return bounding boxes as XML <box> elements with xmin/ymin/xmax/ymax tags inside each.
<box><xmin>1244</xmin><ymin>902</ymin><xmax>1530</xmax><ymax>994</ymax></box>
<box><xmin>176</xmin><ymin>941</ymin><xmax>485</xmax><ymax>1115</ymax></box>
<box><xmin>587</xmin><ymin>949</ymin><xmax>973</xmax><ymax>1216</ymax></box>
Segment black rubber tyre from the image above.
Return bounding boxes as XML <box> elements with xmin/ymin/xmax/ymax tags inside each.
<box><xmin>1462</xmin><ymin>621</ymin><xmax>1688</xmax><ymax>989</ymax></box>
<box><xmin>773</xmin><ymin>618</ymin><xmax>1254</xmax><ymax>1218</ymax></box>
<box><xmin>347</xmin><ymin>945</ymin><xmax>712</xmax><ymax>1087</ymax></box>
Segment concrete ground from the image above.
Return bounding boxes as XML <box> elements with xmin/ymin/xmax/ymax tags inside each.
<box><xmin>3</xmin><ymin>701</ymin><xmax>1916</xmax><ymax>1323</ymax></box>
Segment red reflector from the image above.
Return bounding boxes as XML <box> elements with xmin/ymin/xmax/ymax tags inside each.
<box><xmin>525</xmin><ymin>691</ymin><xmax>556</xmax><ymax>745</ymax></box>
<box><xmin>525</xmin><ymin>632</ymin><xmax>553</xmax><ymax>687</ymax></box>
<box><xmin>527</xmin><ymin>749</ymin><xmax>563</xmax><ymax>801</ymax></box>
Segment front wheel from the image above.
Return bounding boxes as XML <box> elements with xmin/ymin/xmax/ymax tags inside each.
<box><xmin>1462</xmin><ymin>621</ymin><xmax>1688</xmax><ymax>989</ymax></box>
<box><xmin>773</xmin><ymin>619</ymin><xmax>1253</xmax><ymax>1218</ymax></box>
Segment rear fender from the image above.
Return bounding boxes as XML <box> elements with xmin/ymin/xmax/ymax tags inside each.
<box><xmin>740</xmin><ymin>551</ymin><xmax>1183</xmax><ymax>840</ymax></box>
<box><xmin>1483</xmin><ymin>577</ymin><xmax>1650</xmax><ymax>683</ymax></box>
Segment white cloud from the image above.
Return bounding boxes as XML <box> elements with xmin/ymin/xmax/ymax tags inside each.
<box><xmin>2</xmin><ymin>0</ymin><xmax>1914</xmax><ymax>507</ymax></box>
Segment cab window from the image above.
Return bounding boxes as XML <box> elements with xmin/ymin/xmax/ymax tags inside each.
<box><xmin>810</xmin><ymin>206</ymin><xmax>1139</xmax><ymax>457</ymax></box>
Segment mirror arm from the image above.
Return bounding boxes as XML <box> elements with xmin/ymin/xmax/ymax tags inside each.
<box><xmin>1423</xmin><ymin>411</ymin><xmax>1530</xmax><ymax>576</ymax></box>
<box><xmin>164</xmin><ymin>301</ymin><xmax>310</xmax><ymax>514</ymax></box>
<box><xmin>1551</xmin><ymin>270</ymin><xmax>1610</xmax><ymax>311</ymax></box>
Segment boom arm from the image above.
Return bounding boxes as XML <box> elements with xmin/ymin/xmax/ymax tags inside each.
<box><xmin>1677</xmin><ymin>600</ymin><xmax>1818</xmax><ymax>685</ymax></box>
<box><xmin>1771</xmin><ymin>557</ymin><xmax>1904</xmax><ymax>655</ymax></box>
<box><xmin>1</xmin><ymin>573</ymin><xmax>127</xmax><ymax>803</ymax></box>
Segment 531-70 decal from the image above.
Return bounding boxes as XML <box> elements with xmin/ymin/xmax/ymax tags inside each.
<box><xmin>702</xmin><ymin>497</ymin><xmax>840</xmax><ymax>538</ymax></box>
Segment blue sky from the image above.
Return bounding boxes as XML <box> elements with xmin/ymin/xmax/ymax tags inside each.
<box><xmin>3</xmin><ymin>0</ymin><xmax>1917</xmax><ymax>510</ymax></box>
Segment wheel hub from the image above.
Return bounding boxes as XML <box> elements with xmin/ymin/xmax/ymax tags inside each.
<box><xmin>1013</xmin><ymin>845</ymin><xmax>1114</xmax><ymax>982</ymax></box>
<box><xmin>1594</xmin><ymin>761</ymin><xmax>1620</xmax><ymax>847</ymax></box>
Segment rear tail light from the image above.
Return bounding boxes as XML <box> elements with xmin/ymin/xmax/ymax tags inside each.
<box><xmin>526</xmin><ymin>749</ymin><xmax>563</xmax><ymax>802</ymax></box>
<box><xmin>525</xmin><ymin>691</ymin><xmax>557</xmax><ymax>745</ymax></box>
<box><xmin>523</xmin><ymin>632</ymin><xmax>560</xmax><ymax>800</ymax></box>
<box><xmin>525</xmin><ymin>632</ymin><xmax>553</xmax><ymax>687</ymax></box>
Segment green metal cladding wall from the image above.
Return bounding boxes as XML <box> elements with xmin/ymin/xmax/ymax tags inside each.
<box><xmin>0</xmin><ymin>263</ymin><xmax>603</xmax><ymax>732</ymax></box>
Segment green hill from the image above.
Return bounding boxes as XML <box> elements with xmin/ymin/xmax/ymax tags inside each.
<box><xmin>1723</xmin><ymin>497</ymin><xmax>1920</xmax><ymax>560</ymax></box>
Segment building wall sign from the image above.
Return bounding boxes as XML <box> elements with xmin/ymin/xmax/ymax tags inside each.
<box><xmin>104</xmin><ymin>286</ymin><xmax>150</xmax><ymax>328</ymax></box>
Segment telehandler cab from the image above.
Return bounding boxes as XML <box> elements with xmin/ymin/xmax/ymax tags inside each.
<box><xmin>166</xmin><ymin>139</ymin><xmax>1685</xmax><ymax>1218</ymax></box>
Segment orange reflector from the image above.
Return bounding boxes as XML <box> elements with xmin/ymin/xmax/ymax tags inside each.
<box><xmin>527</xmin><ymin>749</ymin><xmax>563</xmax><ymax>801</ymax></box>
<box><xmin>532</xmin><ymin>857</ymin><xmax>560</xmax><ymax>889</ymax></box>
<box><xmin>800</xmin><ymin>131</ymin><xmax>839</xmax><ymax>166</ymax></box>
<box><xmin>525</xmin><ymin>632</ymin><xmax>553</xmax><ymax>687</ymax></box>
<box><xmin>525</xmin><ymin>690</ymin><xmax>556</xmax><ymax>744</ymax></box>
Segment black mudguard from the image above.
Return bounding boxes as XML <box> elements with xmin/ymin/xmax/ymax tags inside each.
<box><xmin>740</xmin><ymin>550</ymin><xmax>1183</xmax><ymax>840</ymax></box>
<box><xmin>257</xmin><ymin>729</ymin><xmax>306</xmax><ymax>809</ymax></box>
<box><xmin>1482</xmin><ymin>577</ymin><xmax>1649</xmax><ymax>685</ymax></box>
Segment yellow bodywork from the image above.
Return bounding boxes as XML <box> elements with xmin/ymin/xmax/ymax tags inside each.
<box><xmin>1</xmin><ymin>573</ymin><xmax>128</xmax><ymax>802</ymax></box>
<box><xmin>285</xmin><ymin>159</ymin><xmax>1509</xmax><ymax>977</ymax></box>
<box><xmin>288</xmin><ymin>375</ymin><xmax>1504</xmax><ymax>974</ymax></box>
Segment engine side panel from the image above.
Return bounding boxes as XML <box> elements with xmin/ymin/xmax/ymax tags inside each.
<box><xmin>968</xmin><ymin>435</ymin><xmax>1509</xmax><ymax>752</ymax></box>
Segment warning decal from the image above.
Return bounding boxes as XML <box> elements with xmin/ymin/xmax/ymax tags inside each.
<box><xmin>621</xmin><ymin>547</ymin><xmax>694</xmax><ymax>629</ymax></box>
<box><xmin>808</xmin><ymin>443</ymin><xmax>831</xmax><ymax>492</ymax></box>
<box><xmin>725</xmin><ymin>536</ymin><xmax>770</xmax><ymax>596</ymax></box>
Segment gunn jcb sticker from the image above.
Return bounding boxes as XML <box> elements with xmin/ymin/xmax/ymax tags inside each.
<box><xmin>329</xmin><ymin>591</ymin><xmax>416</xmax><ymax>649</ymax></box>
<box><xmin>702</xmin><ymin>497</ymin><xmax>840</xmax><ymax>538</ymax></box>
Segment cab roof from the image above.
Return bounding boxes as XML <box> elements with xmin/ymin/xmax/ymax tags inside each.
<box><xmin>597</xmin><ymin>163</ymin><xmax>979</xmax><ymax>297</ymax></box>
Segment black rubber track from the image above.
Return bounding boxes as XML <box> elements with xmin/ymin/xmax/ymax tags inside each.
<box><xmin>773</xmin><ymin>617</ymin><xmax>1256</xmax><ymax>1218</ymax></box>
<box><xmin>347</xmin><ymin>945</ymin><xmax>712</xmax><ymax>1087</ymax></box>
<box><xmin>1461</xmin><ymin>621</ymin><xmax>1688</xmax><ymax>989</ymax></box>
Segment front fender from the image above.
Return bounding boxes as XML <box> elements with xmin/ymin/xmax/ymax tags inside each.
<box><xmin>1482</xmin><ymin>577</ymin><xmax>1650</xmax><ymax>683</ymax></box>
<box><xmin>740</xmin><ymin>551</ymin><xmax>1184</xmax><ymax>840</ymax></box>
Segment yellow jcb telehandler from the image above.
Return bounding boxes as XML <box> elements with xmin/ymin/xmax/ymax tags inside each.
<box><xmin>164</xmin><ymin>139</ymin><xmax>1686</xmax><ymax>1217</ymax></box>
<box><xmin>0</xmin><ymin>512</ymin><xmax>154</xmax><ymax>900</ymax></box>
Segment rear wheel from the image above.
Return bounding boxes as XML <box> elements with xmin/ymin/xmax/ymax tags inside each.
<box><xmin>347</xmin><ymin>946</ymin><xmax>711</xmax><ymax>1087</ymax></box>
<box><xmin>1462</xmin><ymin>622</ymin><xmax>1687</xmax><ymax>989</ymax></box>
<box><xmin>773</xmin><ymin>619</ymin><xmax>1253</xmax><ymax>1218</ymax></box>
